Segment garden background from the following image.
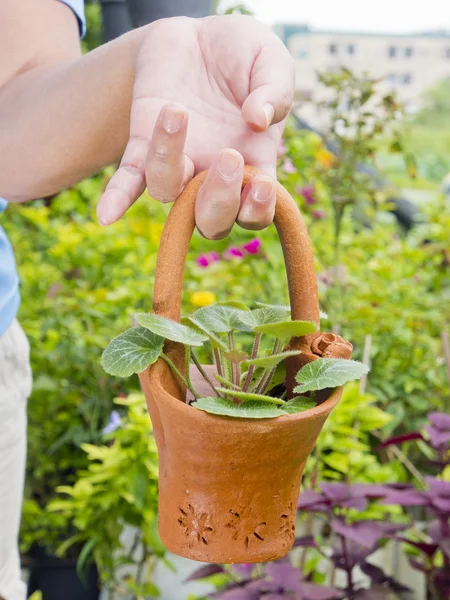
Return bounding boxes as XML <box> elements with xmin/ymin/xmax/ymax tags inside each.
<box><xmin>2</xmin><ymin>2</ymin><xmax>449</xmax><ymax>599</ymax></box>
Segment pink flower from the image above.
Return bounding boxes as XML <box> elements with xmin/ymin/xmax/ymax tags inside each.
<box><xmin>300</xmin><ymin>184</ymin><xmax>318</xmax><ymax>206</ymax></box>
<box><xmin>282</xmin><ymin>158</ymin><xmax>296</xmax><ymax>174</ymax></box>
<box><xmin>195</xmin><ymin>252</ymin><xmax>220</xmax><ymax>268</ymax></box>
<box><xmin>242</xmin><ymin>238</ymin><xmax>262</xmax><ymax>255</ymax></box>
<box><xmin>312</xmin><ymin>209</ymin><xmax>326</xmax><ymax>220</ymax></box>
<box><xmin>223</xmin><ymin>246</ymin><xmax>244</xmax><ymax>260</ymax></box>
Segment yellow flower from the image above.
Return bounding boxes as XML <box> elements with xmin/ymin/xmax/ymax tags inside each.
<box><xmin>150</xmin><ymin>222</ymin><xmax>164</xmax><ymax>246</ymax></box>
<box><xmin>190</xmin><ymin>291</ymin><xmax>217</xmax><ymax>307</ymax></box>
<box><xmin>316</xmin><ymin>148</ymin><xmax>336</xmax><ymax>168</ymax></box>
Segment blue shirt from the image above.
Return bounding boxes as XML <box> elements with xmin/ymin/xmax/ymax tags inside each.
<box><xmin>0</xmin><ymin>0</ymin><xmax>86</xmax><ymax>337</ymax></box>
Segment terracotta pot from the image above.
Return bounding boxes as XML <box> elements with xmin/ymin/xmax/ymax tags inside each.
<box><xmin>138</xmin><ymin>166</ymin><xmax>352</xmax><ymax>563</ymax></box>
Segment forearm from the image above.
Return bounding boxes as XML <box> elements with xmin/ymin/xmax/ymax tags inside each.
<box><xmin>0</xmin><ymin>26</ymin><xmax>148</xmax><ymax>203</ymax></box>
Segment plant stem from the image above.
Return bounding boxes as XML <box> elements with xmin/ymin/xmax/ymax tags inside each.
<box><xmin>228</xmin><ymin>331</ymin><xmax>235</xmax><ymax>384</ymax></box>
<box><xmin>213</xmin><ymin>348</ymin><xmax>224</xmax><ymax>377</ymax></box>
<box><xmin>341</xmin><ymin>535</ymin><xmax>355</xmax><ymax>597</ymax></box>
<box><xmin>255</xmin><ymin>338</ymin><xmax>282</xmax><ymax>394</ymax></box>
<box><xmin>190</xmin><ymin>349</ymin><xmax>221</xmax><ymax>396</ymax></box>
<box><xmin>235</xmin><ymin>361</ymin><xmax>241</xmax><ymax>388</ymax></box>
<box><xmin>160</xmin><ymin>352</ymin><xmax>199</xmax><ymax>399</ymax></box>
<box><xmin>243</xmin><ymin>333</ymin><xmax>262</xmax><ymax>392</ymax></box>
<box><xmin>228</xmin><ymin>331</ymin><xmax>235</xmax><ymax>351</ymax></box>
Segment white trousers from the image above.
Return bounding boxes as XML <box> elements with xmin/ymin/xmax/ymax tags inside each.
<box><xmin>0</xmin><ymin>320</ymin><xmax>31</xmax><ymax>600</ymax></box>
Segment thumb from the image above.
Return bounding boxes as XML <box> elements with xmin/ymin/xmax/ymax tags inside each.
<box><xmin>241</xmin><ymin>41</ymin><xmax>295</xmax><ymax>133</ymax></box>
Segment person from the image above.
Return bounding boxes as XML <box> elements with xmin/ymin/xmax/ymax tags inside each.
<box><xmin>0</xmin><ymin>1</ymin><xmax>294</xmax><ymax>598</ymax></box>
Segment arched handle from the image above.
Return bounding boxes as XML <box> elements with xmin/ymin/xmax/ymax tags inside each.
<box><xmin>152</xmin><ymin>165</ymin><xmax>319</xmax><ymax>327</ymax></box>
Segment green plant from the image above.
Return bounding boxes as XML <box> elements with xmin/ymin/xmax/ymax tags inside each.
<box><xmin>48</xmin><ymin>393</ymin><xmax>163</xmax><ymax>598</ymax></box>
<box><xmin>102</xmin><ymin>303</ymin><xmax>368</xmax><ymax>419</ymax></box>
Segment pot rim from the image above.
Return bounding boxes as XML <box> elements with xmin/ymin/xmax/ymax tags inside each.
<box><xmin>145</xmin><ymin>358</ymin><xmax>342</xmax><ymax>425</ymax></box>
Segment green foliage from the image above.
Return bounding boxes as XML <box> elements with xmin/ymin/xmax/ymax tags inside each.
<box><xmin>48</xmin><ymin>393</ymin><xmax>161</xmax><ymax>591</ymax></box>
<box><xmin>304</xmin><ymin>383</ymin><xmax>406</xmax><ymax>485</ymax></box>
<box><xmin>101</xmin><ymin>327</ymin><xmax>164</xmax><ymax>377</ymax></box>
<box><xmin>136</xmin><ymin>313</ymin><xmax>207</xmax><ymax>345</ymax></box>
<box><xmin>253</xmin><ymin>319</ymin><xmax>318</xmax><ymax>338</ymax></box>
<box><xmin>294</xmin><ymin>358</ymin><xmax>369</xmax><ymax>394</ymax></box>
<box><xmin>192</xmin><ymin>397</ymin><xmax>285</xmax><ymax>419</ymax></box>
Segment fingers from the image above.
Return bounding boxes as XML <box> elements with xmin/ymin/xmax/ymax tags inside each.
<box><xmin>97</xmin><ymin>102</ymin><xmax>194</xmax><ymax>226</ymax></box>
<box><xmin>237</xmin><ymin>175</ymin><xmax>276</xmax><ymax>230</ymax></box>
<box><xmin>241</xmin><ymin>40</ymin><xmax>295</xmax><ymax>133</ymax></box>
<box><xmin>195</xmin><ymin>150</ymin><xmax>276</xmax><ymax>239</ymax></box>
<box><xmin>195</xmin><ymin>149</ymin><xmax>244</xmax><ymax>240</ymax></box>
<box><xmin>146</xmin><ymin>103</ymin><xmax>194</xmax><ymax>202</ymax></box>
<box><xmin>97</xmin><ymin>136</ymin><xmax>147</xmax><ymax>226</ymax></box>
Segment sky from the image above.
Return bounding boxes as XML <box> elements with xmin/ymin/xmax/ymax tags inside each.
<box><xmin>221</xmin><ymin>0</ymin><xmax>450</xmax><ymax>34</ymax></box>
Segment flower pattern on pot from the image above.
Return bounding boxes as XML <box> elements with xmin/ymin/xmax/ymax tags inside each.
<box><xmin>178</xmin><ymin>504</ymin><xmax>214</xmax><ymax>547</ymax></box>
<box><xmin>225</xmin><ymin>506</ymin><xmax>267</xmax><ymax>549</ymax></box>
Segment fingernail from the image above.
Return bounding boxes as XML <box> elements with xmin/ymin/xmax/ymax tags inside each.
<box><xmin>252</xmin><ymin>178</ymin><xmax>274</xmax><ymax>203</ymax></box>
<box><xmin>218</xmin><ymin>150</ymin><xmax>242</xmax><ymax>179</ymax></box>
<box><xmin>263</xmin><ymin>103</ymin><xmax>275</xmax><ymax>128</ymax></box>
<box><xmin>162</xmin><ymin>106</ymin><xmax>184</xmax><ymax>134</ymax></box>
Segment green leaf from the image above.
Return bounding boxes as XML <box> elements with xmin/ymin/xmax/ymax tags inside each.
<box><xmin>182</xmin><ymin>316</ymin><xmax>227</xmax><ymax>350</ymax></box>
<box><xmin>216</xmin><ymin>300</ymin><xmax>250</xmax><ymax>311</ymax></box>
<box><xmin>191</xmin><ymin>305</ymin><xmax>245</xmax><ymax>333</ymax></box>
<box><xmin>193</xmin><ymin>397</ymin><xmax>285</xmax><ymax>419</ymax></box>
<box><xmin>255</xmin><ymin>320</ymin><xmax>318</xmax><ymax>339</ymax></box>
<box><xmin>215</xmin><ymin>388</ymin><xmax>285</xmax><ymax>405</ymax></box>
<box><xmin>281</xmin><ymin>397</ymin><xmax>316</xmax><ymax>414</ymax></box>
<box><xmin>245</xmin><ymin>350</ymin><xmax>301</xmax><ymax>369</ymax></box>
<box><xmin>136</xmin><ymin>313</ymin><xmax>207</xmax><ymax>346</ymax></box>
<box><xmin>238</xmin><ymin>306</ymin><xmax>291</xmax><ymax>330</ymax></box>
<box><xmin>294</xmin><ymin>358</ymin><xmax>369</xmax><ymax>393</ymax></box>
<box><xmin>101</xmin><ymin>327</ymin><xmax>164</xmax><ymax>377</ymax></box>
<box><xmin>255</xmin><ymin>302</ymin><xmax>328</xmax><ymax>320</ymax></box>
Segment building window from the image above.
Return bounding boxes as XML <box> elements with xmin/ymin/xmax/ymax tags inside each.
<box><xmin>329</xmin><ymin>43</ymin><xmax>338</xmax><ymax>55</ymax></box>
<box><xmin>297</xmin><ymin>48</ymin><xmax>308</xmax><ymax>58</ymax></box>
<box><xmin>388</xmin><ymin>46</ymin><xmax>397</xmax><ymax>58</ymax></box>
<box><xmin>405</xmin><ymin>47</ymin><xmax>414</xmax><ymax>58</ymax></box>
<box><xmin>404</xmin><ymin>74</ymin><xmax>412</xmax><ymax>84</ymax></box>
<box><xmin>347</xmin><ymin>44</ymin><xmax>355</xmax><ymax>56</ymax></box>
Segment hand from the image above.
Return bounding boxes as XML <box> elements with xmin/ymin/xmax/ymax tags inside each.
<box><xmin>97</xmin><ymin>15</ymin><xmax>294</xmax><ymax>239</ymax></box>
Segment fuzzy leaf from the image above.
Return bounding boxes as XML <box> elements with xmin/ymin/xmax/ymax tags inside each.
<box><xmin>191</xmin><ymin>305</ymin><xmax>246</xmax><ymax>334</ymax></box>
<box><xmin>193</xmin><ymin>397</ymin><xmax>285</xmax><ymax>419</ymax></box>
<box><xmin>101</xmin><ymin>327</ymin><xmax>164</xmax><ymax>377</ymax></box>
<box><xmin>216</xmin><ymin>300</ymin><xmax>250</xmax><ymax>311</ymax></box>
<box><xmin>182</xmin><ymin>316</ymin><xmax>227</xmax><ymax>350</ymax></box>
<box><xmin>295</xmin><ymin>358</ymin><xmax>369</xmax><ymax>393</ymax></box>
<box><xmin>136</xmin><ymin>313</ymin><xmax>207</xmax><ymax>346</ymax></box>
<box><xmin>282</xmin><ymin>397</ymin><xmax>316</xmax><ymax>414</ymax></box>
<box><xmin>245</xmin><ymin>350</ymin><xmax>301</xmax><ymax>369</ymax></box>
<box><xmin>238</xmin><ymin>306</ymin><xmax>292</xmax><ymax>330</ymax></box>
<box><xmin>216</xmin><ymin>388</ymin><xmax>285</xmax><ymax>405</ymax></box>
<box><xmin>255</xmin><ymin>302</ymin><xmax>328</xmax><ymax>320</ymax></box>
<box><xmin>255</xmin><ymin>319</ymin><xmax>318</xmax><ymax>339</ymax></box>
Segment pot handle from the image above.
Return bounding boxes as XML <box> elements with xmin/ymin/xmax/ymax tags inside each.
<box><xmin>152</xmin><ymin>165</ymin><xmax>319</xmax><ymax>327</ymax></box>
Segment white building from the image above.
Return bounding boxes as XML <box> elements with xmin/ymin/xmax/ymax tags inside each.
<box><xmin>274</xmin><ymin>24</ymin><xmax>450</xmax><ymax>127</ymax></box>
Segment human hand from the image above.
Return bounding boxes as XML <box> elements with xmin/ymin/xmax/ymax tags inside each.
<box><xmin>97</xmin><ymin>15</ymin><xmax>294</xmax><ymax>239</ymax></box>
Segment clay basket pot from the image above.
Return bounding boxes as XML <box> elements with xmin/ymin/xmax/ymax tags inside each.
<box><xmin>138</xmin><ymin>166</ymin><xmax>352</xmax><ymax>564</ymax></box>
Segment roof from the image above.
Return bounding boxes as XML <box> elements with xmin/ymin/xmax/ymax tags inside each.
<box><xmin>275</xmin><ymin>24</ymin><xmax>450</xmax><ymax>46</ymax></box>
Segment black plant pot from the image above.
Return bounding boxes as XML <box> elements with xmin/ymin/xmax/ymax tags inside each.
<box><xmin>27</xmin><ymin>555</ymin><xmax>100</xmax><ymax>600</ymax></box>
